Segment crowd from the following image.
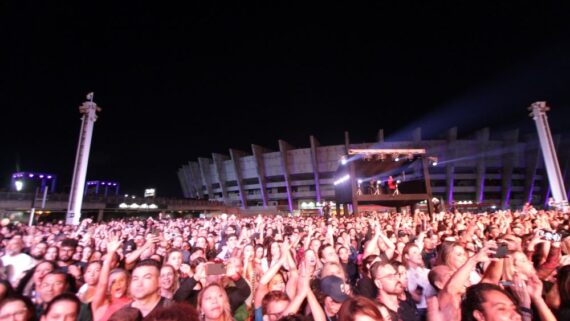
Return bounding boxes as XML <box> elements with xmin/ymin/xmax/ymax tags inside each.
<box><xmin>0</xmin><ymin>207</ymin><xmax>569</xmax><ymax>321</ymax></box>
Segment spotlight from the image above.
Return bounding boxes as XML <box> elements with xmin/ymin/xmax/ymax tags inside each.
<box><xmin>395</xmin><ymin>157</ymin><xmax>399</xmax><ymax>162</ymax></box>
<box><xmin>333</xmin><ymin>174</ymin><xmax>350</xmax><ymax>185</ymax></box>
<box><xmin>340</xmin><ymin>156</ymin><xmax>348</xmax><ymax>165</ymax></box>
<box><xmin>432</xmin><ymin>161</ymin><xmax>438</xmax><ymax>166</ymax></box>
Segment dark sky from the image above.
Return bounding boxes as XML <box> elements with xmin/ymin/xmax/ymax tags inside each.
<box><xmin>2</xmin><ymin>2</ymin><xmax>570</xmax><ymax>197</ymax></box>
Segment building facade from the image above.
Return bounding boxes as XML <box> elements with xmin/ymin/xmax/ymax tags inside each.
<box><xmin>178</xmin><ymin>128</ymin><xmax>570</xmax><ymax>211</ymax></box>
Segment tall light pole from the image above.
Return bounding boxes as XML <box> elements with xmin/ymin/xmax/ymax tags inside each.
<box><xmin>528</xmin><ymin>101</ymin><xmax>568</xmax><ymax>210</ymax></box>
<box><xmin>66</xmin><ymin>93</ymin><xmax>101</xmax><ymax>225</ymax></box>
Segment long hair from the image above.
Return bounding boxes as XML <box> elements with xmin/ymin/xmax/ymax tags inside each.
<box><xmin>434</xmin><ymin>241</ymin><xmax>462</xmax><ymax>268</ymax></box>
<box><xmin>461</xmin><ymin>283</ymin><xmax>520</xmax><ymax>321</ymax></box>
<box><xmin>15</xmin><ymin>260</ymin><xmax>56</xmax><ymax>295</ymax></box>
<box><xmin>196</xmin><ymin>283</ymin><xmax>232</xmax><ymax>321</ymax></box>
<box><xmin>338</xmin><ymin>296</ymin><xmax>384</xmax><ymax>321</ymax></box>
<box><xmin>108</xmin><ymin>268</ymin><xmax>130</xmax><ymax>299</ymax></box>
<box><xmin>160</xmin><ymin>264</ymin><xmax>180</xmax><ymax>295</ymax></box>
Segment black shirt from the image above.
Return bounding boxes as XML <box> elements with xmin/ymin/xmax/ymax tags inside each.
<box><xmin>397</xmin><ymin>291</ymin><xmax>420</xmax><ymax>321</ymax></box>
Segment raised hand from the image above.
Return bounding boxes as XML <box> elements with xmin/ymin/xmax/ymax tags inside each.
<box><xmin>526</xmin><ymin>274</ymin><xmax>544</xmax><ymax>301</ymax></box>
<box><xmin>509</xmin><ymin>273</ymin><xmax>531</xmax><ymax>308</ymax></box>
<box><xmin>106</xmin><ymin>231</ymin><xmax>123</xmax><ymax>253</ymax></box>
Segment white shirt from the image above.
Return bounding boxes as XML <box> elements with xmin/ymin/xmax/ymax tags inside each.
<box><xmin>407</xmin><ymin>266</ymin><xmax>436</xmax><ymax>309</ymax></box>
<box><xmin>1</xmin><ymin>252</ymin><xmax>36</xmax><ymax>287</ymax></box>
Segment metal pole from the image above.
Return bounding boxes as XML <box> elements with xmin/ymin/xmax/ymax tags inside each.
<box><xmin>41</xmin><ymin>185</ymin><xmax>48</xmax><ymax>209</ymax></box>
<box><xmin>28</xmin><ymin>187</ymin><xmax>39</xmax><ymax>226</ymax></box>
<box><xmin>528</xmin><ymin>102</ymin><xmax>569</xmax><ymax>210</ymax></box>
<box><xmin>66</xmin><ymin>93</ymin><xmax>101</xmax><ymax>225</ymax></box>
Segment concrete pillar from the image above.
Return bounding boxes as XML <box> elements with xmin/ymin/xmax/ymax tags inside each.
<box><xmin>412</xmin><ymin>128</ymin><xmax>422</xmax><ymax>178</ymax></box>
<box><xmin>541</xmin><ymin>135</ymin><xmax>562</xmax><ymax>207</ymax></box>
<box><xmin>177</xmin><ymin>168</ymin><xmax>190</xmax><ymax>197</ymax></box>
<box><xmin>523</xmin><ymin>136</ymin><xmax>540</xmax><ymax>204</ymax></box>
<box><xmin>344</xmin><ymin>131</ymin><xmax>350</xmax><ymax>154</ymax></box>
<box><xmin>310</xmin><ymin>136</ymin><xmax>322</xmax><ymax>203</ymax></box>
<box><xmin>251</xmin><ymin>144</ymin><xmax>270</xmax><ymax>208</ymax></box>
<box><xmin>198</xmin><ymin>158</ymin><xmax>214</xmax><ymax>199</ymax></box>
<box><xmin>278</xmin><ymin>140</ymin><xmax>295</xmax><ymax>213</ymax></box>
<box><xmin>181</xmin><ymin>165</ymin><xmax>196</xmax><ymax>198</ymax></box>
<box><xmin>501</xmin><ymin>129</ymin><xmax>519</xmax><ymax>208</ymax></box>
<box><xmin>212</xmin><ymin>153</ymin><xmax>230</xmax><ymax>204</ymax></box>
<box><xmin>476</xmin><ymin>128</ymin><xmax>490</xmax><ymax>203</ymax></box>
<box><xmin>446</xmin><ymin>127</ymin><xmax>457</xmax><ymax>204</ymax></box>
<box><xmin>97</xmin><ymin>209</ymin><xmax>104</xmax><ymax>222</ymax></box>
<box><xmin>189</xmin><ymin>162</ymin><xmax>204</xmax><ymax>199</ymax></box>
<box><xmin>229</xmin><ymin>149</ymin><xmax>248</xmax><ymax>209</ymax></box>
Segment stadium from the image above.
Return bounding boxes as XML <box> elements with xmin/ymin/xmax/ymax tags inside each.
<box><xmin>178</xmin><ymin>127</ymin><xmax>570</xmax><ymax>213</ymax></box>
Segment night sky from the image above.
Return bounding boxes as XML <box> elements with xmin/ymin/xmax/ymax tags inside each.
<box><xmin>2</xmin><ymin>2</ymin><xmax>570</xmax><ymax>197</ymax></box>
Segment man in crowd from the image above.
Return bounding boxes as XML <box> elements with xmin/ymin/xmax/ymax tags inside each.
<box><xmin>1</xmin><ymin>236</ymin><xmax>35</xmax><ymax>287</ymax></box>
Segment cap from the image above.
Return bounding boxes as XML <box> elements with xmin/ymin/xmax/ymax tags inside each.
<box><xmin>320</xmin><ymin>275</ymin><xmax>350</xmax><ymax>303</ymax></box>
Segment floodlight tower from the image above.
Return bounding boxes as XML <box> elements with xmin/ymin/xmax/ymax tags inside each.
<box><xmin>66</xmin><ymin>93</ymin><xmax>101</xmax><ymax>225</ymax></box>
<box><xmin>528</xmin><ymin>101</ymin><xmax>568</xmax><ymax>210</ymax></box>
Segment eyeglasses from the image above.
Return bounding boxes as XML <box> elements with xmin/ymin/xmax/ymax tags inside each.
<box><xmin>0</xmin><ymin>309</ymin><xmax>28</xmax><ymax>320</ymax></box>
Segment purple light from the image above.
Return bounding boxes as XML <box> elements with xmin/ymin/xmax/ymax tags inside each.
<box><xmin>47</xmin><ymin>176</ymin><xmax>52</xmax><ymax>179</ymax></box>
<box><xmin>28</xmin><ymin>174</ymin><xmax>34</xmax><ymax>178</ymax></box>
<box><xmin>39</xmin><ymin>175</ymin><xmax>44</xmax><ymax>178</ymax></box>
<box><xmin>101</xmin><ymin>182</ymin><xmax>106</xmax><ymax>185</ymax></box>
<box><xmin>113</xmin><ymin>183</ymin><xmax>117</xmax><ymax>186</ymax></box>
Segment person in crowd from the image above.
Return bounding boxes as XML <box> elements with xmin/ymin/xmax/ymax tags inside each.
<box><xmin>372</xmin><ymin>260</ymin><xmax>419</xmax><ymax>321</ymax></box>
<box><xmin>0</xmin><ymin>206</ymin><xmax>568</xmax><ymax>321</ymax></box>
<box><xmin>41</xmin><ymin>293</ymin><xmax>81</xmax><ymax>321</ymax></box>
<box><xmin>159</xmin><ymin>264</ymin><xmax>179</xmax><ymax>300</ymax></box>
<box><xmin>44</xmin><ymin>246</ymin><xmax>59</xmax><ymax>262</ymax></box>
<box><xmin>127</xmin><ymin>259</ymin><xmax>173</xmax><ymax>317</ymax></box>
<box><xmin>337</xmin><ymin>296</ymin><xmax>384</xmax><ymax>321</ymax></box>
<box><xmin>36</xmin><ymin>271</ymin><xmax>74</xmax><ymax>316</ymax></box>
<box><xmin>108</xmin><ymin>307</ymin><xmax>143</xmax><ymax>321</ymax></box>
<box><xmin>317</xmin><ymin>275</ymin><xmax>350</xmax><ymax>321</ymax></box>
<box><xmin>77</xmin><ymin>260</ymin><xmax>102</xmax><ymax>303</ymax></box>
<box><xmin>0</xmin><ymin>280</ymin><xmax>15</xmax><ymax>302</ymax></box>
<box><xmin>0</xmin><ymin>295</ymin><xmax>35</xmax><ymax>321</ymax></box>
<box><xmin>197</xmin><ymin>283</ymin><xmax>233</xmax><ymax>321</ymax></box>
<box><xmin>146</xmin><ymin>303</ymin><xmax>198</xmax><ymax>321</ymax></box>
<box><xmin>91</xmin><ymin>233</ymin><xmax>131</xmax><ymax>321</ymax></box>
<box><xmin>16</xmin><ymin>260</ymin><xmax>56</xmax><ymax>301</ymax></box>
<box><xmin>1</xmin><ymin>237</ymin><xmax>36</xmax><ymax>287</ymax></box>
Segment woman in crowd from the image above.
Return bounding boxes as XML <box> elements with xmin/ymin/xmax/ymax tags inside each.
<box><xmin>91</xmin><ymin>234</ymin><xmax>132</xmax><ymax>321</ymax></box>
<box><xmin>77</xmin><ymin>260</ymin><xmax>102</xmax><ymax>303</ymax></box>
<box><xmin>337</xmin><ymin>296</ymin><xmax>384</xmax><ymax>321</ymax></box>
<box><xmin>81</xmin><ymin>246</ymin><xmax>95</xmax><ymax>264</ymax></box>
<box><xmin>160</xmin><ymin>264</ymin><xmax>179</xmax><ymax>300</ymax></box>
<box><xmin>197</xmin><ymin>283</ymin><xmax>233</xmax><ymax>321</ymax></box>
<box><xmin>436</xmin><ymin>241</ymin><xmax>481</xmax><ymax>285</ymax></box>
<box><xmin>16</xmin><ymin>260</ymin><xmax>56</xmax><ymax>302</ymax></box>
<box><xmin>44</xmin><ymin>246</ymin><xmax>58</xmax><ymax>261</ymax></box>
